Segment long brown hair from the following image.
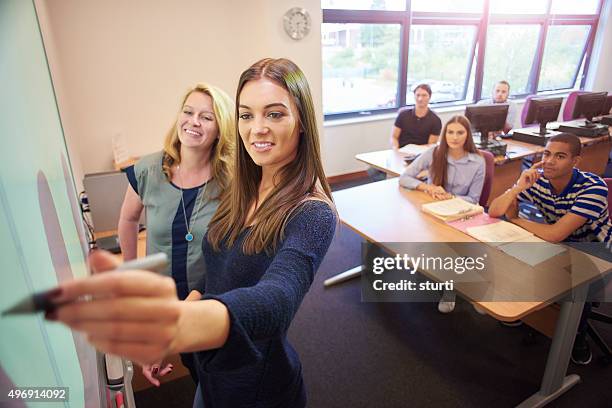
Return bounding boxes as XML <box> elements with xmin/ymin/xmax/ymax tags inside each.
<box><xmin>207</xmin><ymin>58</ymin><xmax>334</xmax><ymax>254</ymax></box>
<box><xmin>161</xmin><ymin>83</ymin><xmax>235</xmax><ymax>195</ymax></box>
<box><xmin>430</xmin><ymin>115</ymin><xmax>479</xmax><ymax>187</ymax></box>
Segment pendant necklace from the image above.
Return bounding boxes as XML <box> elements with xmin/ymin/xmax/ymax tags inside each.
<box><xmin>177</xmin><ymin>164</ymin><xmax>208</xmax><ymax>242</ymax></box>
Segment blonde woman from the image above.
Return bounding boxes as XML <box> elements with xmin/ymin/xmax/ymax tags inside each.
<box><xmin>118</xmin><ymin>83</ymin><xmax>234</xmax><ymax>384</ymax></box>
<box><xmin>52</xmin><ymin>59</ymin><xmax>336</xmax><ymax>407</ymax></box>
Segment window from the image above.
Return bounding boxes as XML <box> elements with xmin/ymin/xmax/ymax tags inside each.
<box><xmin>321</xmin><ymin>0</ymin><xmax>406</xmax><ymax>11</ymax></box>
<box><xmin>538</xmin><ymin>25</ymin><xmax>591</xmax><ymax>91</ymax></box>
<box><xmin>322</xmin><ymin>23</ymin><xmax>401</xmax><ymax>114</ymax></box>
<box><xmin>489</xmin><ymin>0</ymin><xmax>548</xmax><ymax>14</ymax></box>
<box><xmin>406</xmin><ymin>25</ymin><xmax>477</xmax><ymax>104</ymax></box>
<box><xmin>322</xmin><ymin>0</ymin><xmax>604</xmax><ymax>119</ymax></box>
<box><xmin>411</xmin><ymin>0</ymin><xmax>484</xmax><ymax>13</ymax></box>
<box><xmin>551</xmin><ymin>0</ymin><xmax>599</xmax><ymax>15</ymax></box>
<box><xmin>482</xmin><ymin>25</ymin><xmax>540</xmax><ymax>97</ymax></box>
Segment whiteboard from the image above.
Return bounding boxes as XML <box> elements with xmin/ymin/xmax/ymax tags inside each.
<box><xmin>0</xmin><ymin>0</ymin><xmax>103</xmax><ymax>406</ymax></box>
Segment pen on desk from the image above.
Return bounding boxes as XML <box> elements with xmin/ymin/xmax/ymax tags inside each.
<box><xmin>1</xmin><ymin>253</ymin><xmax>168</xmax><ymax>316</ymax></box>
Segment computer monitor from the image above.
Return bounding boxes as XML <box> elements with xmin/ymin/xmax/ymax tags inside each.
<box><xmin>571</xmin><ymin>91</ymin><xmax>608</xmax><ymax>124</ymax></box>
<box><xmin>601</xmin><ymin>94</ymin><xmax>612</xmax><ymax>116</ymax></box>
<box><xmin>464</xmin><ymin>104</ymin><xmax>509</xmax><ymax>146</ymax></box>
<box><xmin>523</xmin><ymin>97</ymin><xmax>563</xmax><ymax>136</ymax></box>
<box><xmin>83</xmin><ymin>170</ymin><xmax>145</xmax><ymax>232</ymax></box>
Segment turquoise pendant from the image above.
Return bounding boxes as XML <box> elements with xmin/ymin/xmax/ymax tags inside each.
<box><xmin>185</xmin><ymin>233</ymin><xmax>194</xmax><ymax>242</ymax></box>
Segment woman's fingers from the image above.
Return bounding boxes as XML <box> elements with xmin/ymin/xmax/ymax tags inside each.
<box><xmin>158</xmin><ymin>363</ymin><xmax>174</xmax><ymax>376</ymax></box>
<box><xmin>142</xmin><ymin>366</ymin><xmax>161</xmax><ymax>387</ymax></box>
<box><xmin>55</xmin><ymin>270</ymin><xmax>177</xmax><ymax>303</ymax></box>
<box><xmin>89</xmin><ymin>250</ymin><xmax>121</xmax><ymax>274</ymax></box>
<box><xmin>69</xmin><ymin>320</ymin><xmax>177</xmax><ymax>344</ymax></box>
<box><xmin>142</xmin><ymin>362</ymin><xmax>173</xmax><ymax>387</ymax></box>
<box><xmin>87</xmin><ymin>338</ymin><xmax>168</xmax><ymax>366</ymax></box>
<box><xmin>56</xmin><ymin>297</ymin><xmax>181</xmax><ymax>324</ymax></box>
<box><xmin>185</xmin><ymin>290</ymin><xmax>202</xmax><ymax>301</ymax></box>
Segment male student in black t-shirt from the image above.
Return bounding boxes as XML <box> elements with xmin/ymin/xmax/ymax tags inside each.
<box><xmin>390</xmin><ymin>83</ymin><xmax>442</xmax><ymax>149</ymax></box>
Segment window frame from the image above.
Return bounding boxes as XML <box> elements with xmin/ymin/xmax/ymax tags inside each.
<box><xmin>322</xmin><ymin>0</ymin><xmax>604</xmax><ymax>121</ymax></box>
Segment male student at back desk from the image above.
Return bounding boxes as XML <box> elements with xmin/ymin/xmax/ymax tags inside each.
<box><xmin>390</xmin><ymin>83</ymin><xmax>442</xmax><ymax>149</ymax></box>
<box><xmin>477</xmin><ymin>80</ymin><xmax>518</xmax><ymax>134</ymax></box>
<box><xmin>368</xmin><ymin>84</ymin><xmax>442</xmax><ymax>182</ymax></box>
<box><xmin>489</xmin><ymin>132</ymin><xmax>612</xmax><ymax>365</ymax></box>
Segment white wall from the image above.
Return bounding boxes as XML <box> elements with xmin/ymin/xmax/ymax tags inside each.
<box><xmin>586</xmin><ymin>0</ymin><xmax>612</xmax><ymax>92</ymax></box>
<box><xmin>36</xmin><ymin>0</ymin><xmax>322</xmax><ymax>187</ymax></box>
<box><xmin>37</xmin><ymin>0</ymin><xmax>611</xmax><ymax>181</ymax></box>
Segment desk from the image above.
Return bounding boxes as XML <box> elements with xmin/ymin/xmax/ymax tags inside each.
<box><xmin>331</xmin><ymin>178</ymin><xmax>611</xmax><ymax>407</ymax></box>
<box><xmin>94</xmin><ymin>230</ymin><xmax>147</xmax><ymax>258</ymax></box>
<box><xmin>357</xmin><ymin>134</ymin><xmax>611</xmax><ymax>206</ymax></box>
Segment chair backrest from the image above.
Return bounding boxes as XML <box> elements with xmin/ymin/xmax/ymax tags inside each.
<box><xmin>604</xmin><ymin>178</ymin><xmax>612</xmax><ymax>217</ymax></box>
<box><xmin>563</xmin><ymin>90</ymin><xmax>588</xmax><ymax>121</ymax></box>
<box><xmin>520</xmin><ymin>94</ymin><xmax>536</xmax><ymax>127</ymax></box>
<box><xmin>479</xmin><ymin>150</ymin><xmax>495</xmax><ymax>207</ymax></box>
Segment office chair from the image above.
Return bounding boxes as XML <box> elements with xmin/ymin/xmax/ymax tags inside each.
<box><xmin>562</xmin><ymin>91</ymin><xmax>588</xmax><ymax>121</ymax></box>
<box><xmin>478</xmin><ymin>149</ymin><xmax>495</xmax><ymax>207</ymax></box>
<box><xmin>581</xmin><ymin>178</ymin><xmax>612</xmax><ymax>365</ymax></box>
<box><xmin>520</xmin><ymin>94</ymin><xmax>536</xmax><ymax>127</ymax></box>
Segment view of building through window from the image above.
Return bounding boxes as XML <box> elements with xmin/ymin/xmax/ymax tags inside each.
<box><xmin>322</xmin><ymin>0</ymin><xmax>603</xmax><ymax>118</ymax></box>
<box><xmin>406</xmin><ymin>25</ymin><xmax>477</xmax><ymax>105</ymax></box>
<box><xmin>322</xmin><ymin>23</ymin><xmax>400</xmax><ymax>114</ymax></box>
<box><xmin>539</xmin><ymin>25</ymin><xmax>591</xmax><ymax>91</ymax></box>
<box><xmin>481</xmin><ymin>25</ymin><xmax>539</xmax><ymax>98</ymax></box>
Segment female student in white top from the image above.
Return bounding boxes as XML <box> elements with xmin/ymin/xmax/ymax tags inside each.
<box><xmin>399</xmin><ymin>114</ymin><xmax>485</xmax><ymax>313</ymax></box>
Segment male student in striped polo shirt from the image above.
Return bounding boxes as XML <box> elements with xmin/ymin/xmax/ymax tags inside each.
<box><xmin>489</xmin><ymin>132</ymin><xmax>612</xmax><ymax>364</ymax></box>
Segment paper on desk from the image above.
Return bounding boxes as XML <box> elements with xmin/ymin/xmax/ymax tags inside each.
<box><xmin>466</xmin><ymin>221</ymin><xmax>533</xmax><ymax>245</ymax></box>
<box><xmin>447</xmin><ymin>213</ymin><xmax>500</xmax><ymax>234</ymax></box>
<box><xmin>398</xmin><ymin>144</ymin><xmax>430</xmax><ymax>157</ymax></box>
<box><xmin>498</xmin><ymin>236</ymin><xmax>566</xmax><ymax>267</ymax></box>
<box><xmin>423</xmin><ymin>197</ymin><xmax>481</xmax><ymax>217</ymax></box>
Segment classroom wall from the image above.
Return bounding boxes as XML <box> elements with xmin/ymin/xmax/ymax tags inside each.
<box><xmin>586</xmin><ymin>0</ymin><xmax>612</xmax><ymax>92</ymax></box>
<box><xmin>37</xmin><ymin>0</ymin><xmax>611</xmax><ymax>182</ymax></box>
<box><xmin>35</xmin><ymin>0</ymin><xmax>323</xmax><ymax>189</ymax></box>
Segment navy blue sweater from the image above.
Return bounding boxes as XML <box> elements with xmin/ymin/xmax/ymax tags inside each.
<box><xmin>196</xmin><ymin>200</ymin><xmax>337</xmax><ymax>407</ymax></box>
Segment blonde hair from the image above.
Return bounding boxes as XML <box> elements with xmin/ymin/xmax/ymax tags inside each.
<box><xmin>162</xmin><ymin>83</ymin><xmax>235</xmax><ymax>195</ymax></box>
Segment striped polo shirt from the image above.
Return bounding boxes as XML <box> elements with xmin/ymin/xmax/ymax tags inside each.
<box><xmin>517</xmin><ymin>168</ymin><xmax>612</xmax><ymax>244</ymax></box>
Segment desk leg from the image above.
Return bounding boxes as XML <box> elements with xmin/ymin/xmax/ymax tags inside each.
<box><xmin>323</xmin><ymin>265</ymin><xmax>363</xmax><ymax>287</ymax></box>
<box><xmin>516</xmin><ymin>285</ymin><xmax>588</xmax><ymax>408</ymax></box>
<box><xmin>324</xmin><ymin>241</ymin><xmax>378</xmax><ymax>287</ymax></box>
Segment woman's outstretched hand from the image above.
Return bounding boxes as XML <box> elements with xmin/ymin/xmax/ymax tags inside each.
<box><xmin>49</xmin><ymin>250</ymin><xmax>183</xmax><ymax>366</ymax></box>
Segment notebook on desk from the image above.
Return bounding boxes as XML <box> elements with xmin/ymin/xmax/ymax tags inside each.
<box><xmin>421</xmin><ymin>197</ymin><xmax>484</xmax><ymax>222</ymax></box>
<box><xmin>465</xmin><ymin>221</ymin><xmax>566</xmax><ymax>266</ymax></box>
<box><xmin>398</xmin><ymin>144</ymin><xmax>430</xmax><ymax>159</ymax></box>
